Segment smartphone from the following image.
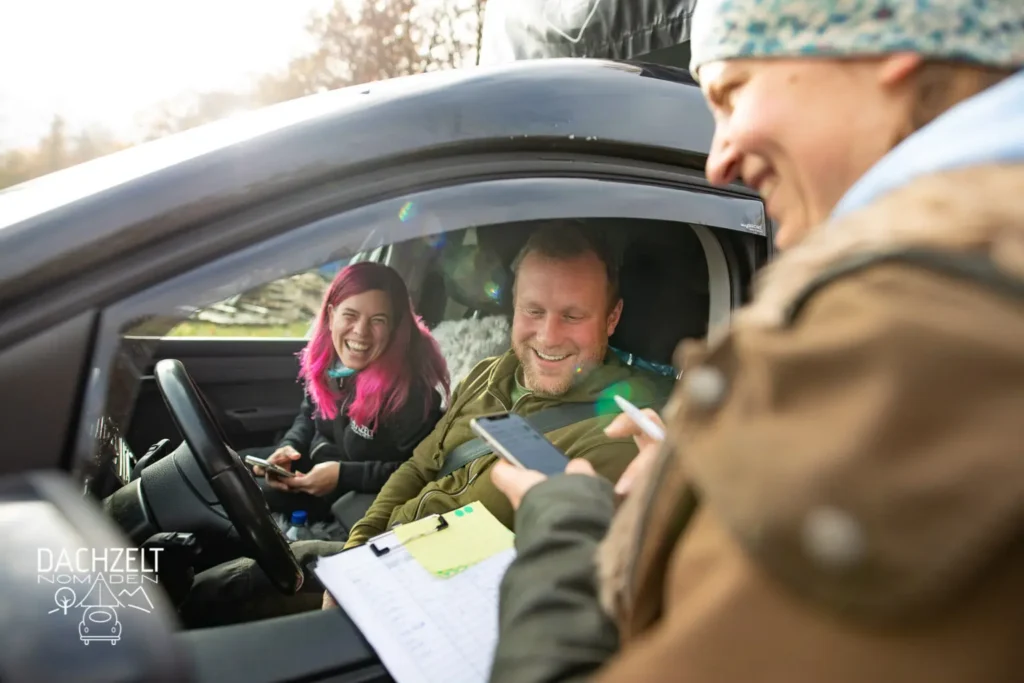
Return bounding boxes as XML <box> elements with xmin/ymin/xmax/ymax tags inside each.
<box><xmin>244</xmin><ymin>455</ymin><xmax>296</xmax><ymax>479</ymax></box>
<box><xmin>469</xmin><ymin>413</ymin><xmax>570</xmax><ymax>476</ymax></box>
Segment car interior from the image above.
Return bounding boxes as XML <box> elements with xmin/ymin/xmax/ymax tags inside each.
<box><xmin>62</xmin><ymin>216</ymin><xmax>754</xmax><ymax>681</ymax></box>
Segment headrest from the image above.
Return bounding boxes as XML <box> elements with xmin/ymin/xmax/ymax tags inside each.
<box><xmin>610</xmin><ymin>235</ymin><xmax>709</xmax><ymax>367</ymax></box>
<box><xmin>439</xmin><ymin>244</ymin><xmax>512</xmax><ymax>314</ymax></box>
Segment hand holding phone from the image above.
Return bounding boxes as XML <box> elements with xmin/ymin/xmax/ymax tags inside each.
<box><xmin>244</xmin><ymin>455</ymin><xmax>297</xmax><ymax>479</ymax></box>
<box><xmin>470</xmin><ymin>413</ymin><xmax>570</xmax><ymax>476</ymax></box>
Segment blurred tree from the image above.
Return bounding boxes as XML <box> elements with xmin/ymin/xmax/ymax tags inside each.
<box><xmin>257</xmin><ymin>0</ymin><xmax>487</xmax><ymax>100</ymax></box>
<box><xmin>0</xmin><ymin>0</ymin><xmax>489</xmax><ymax>190</ymax></box>
<box><xmin>39</xmin><ymin>115</ymin><xmax>68</xmax><ymax>173</ymax></box>
<box><xmin>0</xmin><ymin>116</ymin><xmax>125</xmax><ymax>190</ymax></box>
<box><xmin>140</xmin><ymin>90</ymin><xmax>255</xmax><ymax>140</ymax></box>
<box><xmin>473</xmin><ymin>0</ymin><xmax>487</xmax><ymax>65</ymax></box>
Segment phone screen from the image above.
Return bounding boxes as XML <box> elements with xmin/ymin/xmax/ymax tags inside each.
<box><xmin>471</xmin><ymin>414</ymin><xmax>569</xmax><ymax>476</ymax></box>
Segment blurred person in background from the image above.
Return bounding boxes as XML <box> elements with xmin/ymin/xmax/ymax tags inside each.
<box><xmin>488</xmin><ymin>1</ymin><xmax>1024</xmax><ymax>681</ymax></box>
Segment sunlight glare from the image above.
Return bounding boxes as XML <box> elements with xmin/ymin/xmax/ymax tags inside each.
<box><xmin>0</xmin><ymin>0</ymin><xmax>332</xmax><ymax>147</ymax></box>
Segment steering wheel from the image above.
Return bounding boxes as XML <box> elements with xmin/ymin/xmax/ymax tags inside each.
<box><xmin>153</xmin><ymin>359</ymin><xmax>303</xmax><ymax>594</ymax></box>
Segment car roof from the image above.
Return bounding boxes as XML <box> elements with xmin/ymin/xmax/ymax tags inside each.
<box><xmin>0</xmin><ymin>58</ymin><xmax>712</xmax><ymax>306</ymax></box>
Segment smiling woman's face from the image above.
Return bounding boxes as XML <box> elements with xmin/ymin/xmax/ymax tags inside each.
<box><xmin>328</xmin><ymin>289</ymin><xmax>393</xmax><ymax>371</ymax></box>
<box><xmin>699</xmin><ymin>55</ymin><xmax>920</xmax><ymax>248</ymax></box>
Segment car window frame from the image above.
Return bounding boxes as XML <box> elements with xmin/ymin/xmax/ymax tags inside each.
<box><xmin>73</xmin><ymin>174</ymin><xmax>765</xmax><ymax>484</ymax></box>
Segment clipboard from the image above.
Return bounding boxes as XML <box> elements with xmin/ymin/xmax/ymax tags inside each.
<box><xmin>367</xmin><ymin>513</ymin><xmax>450</xmax><ymax>557</ymax></box>
<box><xmin>312</xmin><ymin>504</ymin><xmax>516</xmax><ymax>683</ymax></box>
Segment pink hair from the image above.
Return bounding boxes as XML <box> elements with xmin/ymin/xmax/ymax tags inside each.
<box><xmin>298</xmin><ymin>262</ymin><xmax>450</xmax><ymax>428</ymax></box>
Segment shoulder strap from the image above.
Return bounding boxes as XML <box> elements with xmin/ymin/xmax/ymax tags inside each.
<box><xmin>434</xmin><ymin>393</ymin><xmax>669</xmax><ymax>481</ymax></box>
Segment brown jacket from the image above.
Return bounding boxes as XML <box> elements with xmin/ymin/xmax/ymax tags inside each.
<box><xmin>594</xmin><ymin>164</ymin><xmax>1024</xmax><ymax>681</ymax></box>
<box><xmin>490</xmin><ymin>165</ymin><xmax>1024</xmax><ymax>683</ymax></box>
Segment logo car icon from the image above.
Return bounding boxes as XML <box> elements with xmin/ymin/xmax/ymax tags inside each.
<box><xmin>79</xmin><ymin>606</ymin><xmax>121</xmax><ymax>645</ymax></box>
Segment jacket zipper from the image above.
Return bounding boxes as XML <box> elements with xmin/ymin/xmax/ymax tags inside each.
<box><xmin>412</xmin><ymin>455</ymin><xmax>488</xmax><ymax>519</ymax></box>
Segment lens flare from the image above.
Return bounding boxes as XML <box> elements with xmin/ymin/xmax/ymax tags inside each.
<box><xmin>597</xmin><ymin>381</ymin><xmax>635</xmax><ymax>416</ymax></box>
<box><xmin>398</xmin><ymin>202</ymin><xmax>418</xmax><ymax>222</ymax></box>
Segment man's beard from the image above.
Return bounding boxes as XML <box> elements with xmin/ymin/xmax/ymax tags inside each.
<box><xmin>513</xmin><ymin>341</ymin><xmax>606</xmax><ymax>397</ymax></box>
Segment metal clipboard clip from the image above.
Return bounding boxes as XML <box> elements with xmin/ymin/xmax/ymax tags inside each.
<box><xmin>369</xmin><ymin>514</ymin><xmax>450</xmax><ymax>557</ymax></box>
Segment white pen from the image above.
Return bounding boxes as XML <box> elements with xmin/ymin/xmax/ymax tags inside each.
<box><xmin>613</xmin><ymin>394</ymin><xmax>665</xmax><ymax>442</ymax></box>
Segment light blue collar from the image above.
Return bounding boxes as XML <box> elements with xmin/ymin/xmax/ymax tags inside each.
<box><xmin>833</xmin><ymin>69</ymin><xmax>1024</xmax><ymax>219</ymax></box>
<box><xmin>327</xmin><ymin>361</ymin><xmax>357</xmax><ymax>379</ymax></box>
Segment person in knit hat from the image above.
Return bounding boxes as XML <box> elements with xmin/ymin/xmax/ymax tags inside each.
<box><xmin>487</xmin><ymin>2</ymin><xmax>1024</xmax><ymax>682</ymax></box>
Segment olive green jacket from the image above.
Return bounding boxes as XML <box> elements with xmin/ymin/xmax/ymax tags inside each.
<box><xmin>345</xmin><ymin>349</ymin><xmax>672</xmax><ymax>548</ymax></box>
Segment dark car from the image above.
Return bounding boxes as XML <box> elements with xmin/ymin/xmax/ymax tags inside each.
<box><xmin>0</xmin><ymin>58</ymin><xmax>772</xmax><ymax>682</ymax></box>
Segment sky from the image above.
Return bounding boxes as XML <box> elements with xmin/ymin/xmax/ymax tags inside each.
<box><xmin>0</xmin><ymin>0</ymin><xmax>334</xmax><ymax>150</ymax></box>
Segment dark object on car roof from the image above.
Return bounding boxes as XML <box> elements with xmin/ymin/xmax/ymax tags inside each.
<box><xmin>481</xmin><ymin>0</ymin><xmax>696</xmax><ymax>68</ymax></box>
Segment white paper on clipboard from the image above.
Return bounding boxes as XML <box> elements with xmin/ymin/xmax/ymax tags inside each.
<box><xmin>314</xmin><ymin>533</ymin><xmax>516</xmax><ymax>683</ymax></box>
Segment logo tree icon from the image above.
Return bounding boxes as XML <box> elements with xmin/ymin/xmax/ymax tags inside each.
<box><xmin>76</xmin><ymin>576</ymin><xmax>122</xmax><ymax>609</ymax></box>
<box><xmin>51</xmin><ymin>587</ymin><xmax>77</xmax><ymax>615</ymax></box>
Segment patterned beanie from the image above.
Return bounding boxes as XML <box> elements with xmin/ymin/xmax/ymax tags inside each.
<box><xmin>690</xmin><ymin>0</ymin><xmax>1024</xmax><ymax>79</ymax></box>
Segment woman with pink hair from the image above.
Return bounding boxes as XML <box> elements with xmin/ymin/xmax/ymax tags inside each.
<box><xmin>250</xmin><ymin>262</ymin><xmax>450</xmax><ymax>520</ymax></box>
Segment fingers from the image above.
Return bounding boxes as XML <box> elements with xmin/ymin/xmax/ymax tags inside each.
<box><xmin>268</xmin><ymin>450</ymin><xmax>299</xmax><ymax>468</ymax></box>
<box><xmin>490</xmin><ymin>461</ymin><xmax>547</xmax><ymax>511</ymax></box>
<box><xmin>565</xmin><ymin>459</ymin><xmax>597</xmax><ymax>476</ymax></box>
<box><xmin>265</xmin><ymin>471</ymin><xmax>300</xmax><ymax>491</ymax></box>
<box><xmin>614</xmin><ymin>443</ymin><xmax>659</xmax><ymax>497</ymax></box>
<box><xmin>604</xmin><ymin>408</ymin><xmax>664</xmax><ymax>439</ymax></box>
<box><xmin>265</xmin><ymin>477</ymin><xmax>290</xmax><ymax>492</ymax></box>
<box><xmin>603</xmin><ymin>412</ymin><xmax>635</xmax><ymax>438</ymax></box>
<box><xmin>322</xmin><ymin>591</ymin><xmax>337</xmax><ymax>610</ymax></box>
<box><xmin>490</xmin><ymin>461</ymin><xmax>520</xmax><ymax>496</ymax></box>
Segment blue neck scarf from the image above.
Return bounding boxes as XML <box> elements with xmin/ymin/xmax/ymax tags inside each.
<box><xmin>327</xmin><ymin>361</ymin><xmax>357</xmax><ymax>379</ymax></box>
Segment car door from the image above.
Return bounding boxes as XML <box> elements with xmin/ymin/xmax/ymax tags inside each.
<box><xmin>65</xmin><ymin>160</ymin><xmax>766</xmax><ymax>682</ymax></box>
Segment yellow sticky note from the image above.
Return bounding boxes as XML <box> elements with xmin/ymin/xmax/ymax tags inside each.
<box><xmin>393</xmin><ymin>501</ymin><xmax>514</xmax><ymax>578</ymax></box>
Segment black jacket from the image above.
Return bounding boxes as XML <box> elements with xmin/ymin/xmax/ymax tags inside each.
<box><xmin>279</xmin><ymin>379</ymin><xmax>443</xmax><ymax>496</ymax></box>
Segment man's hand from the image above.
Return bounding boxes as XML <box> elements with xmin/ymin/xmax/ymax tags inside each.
<box><xmin>491</xmin><ymin>458</ymin><xmax>597</xmax><ymax>511</ymax></box>
<box><xmin>285</xmin><ymin>461</ymin><xmax>341</xmax><ymax>497</ymax></box>
<box><xmin>322</xmin><ymin>590</ymin><xmax>337</xmax><ymax>610</ymax></box>
<box><xmin>604</xmin><ymin>409</ymin><xmax>666</xmax><ymax>496</ymax></box>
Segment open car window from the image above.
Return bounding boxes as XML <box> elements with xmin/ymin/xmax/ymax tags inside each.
<box><xmin>164</xmin><ymin>259</ymin><xmax>349</xmax><ymax>340</ymax></box>
<box><xmin>77</xmin><ymin>175</ymin><xmax>765</xmax><ymax>498</ymax></box>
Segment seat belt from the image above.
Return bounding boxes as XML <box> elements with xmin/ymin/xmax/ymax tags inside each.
<box><xmin>434</xmin><ymin>394</ymin><xmax>669</xmax><ymax>481</ymax></box>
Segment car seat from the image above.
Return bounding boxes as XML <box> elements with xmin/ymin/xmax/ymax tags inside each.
<box><xmin>464</xmin><ymin>219</ymin><xmax>711</xmax><ymax>377</ymax></box>
<box><xmin>609</xmin><ymin>225</ymin><xmax>710</xmax><ymax>374</ymax></box>
<box><xmin>429</xmin><ymin>236</ymin><xmax>514</xmax><ymax>388</ymax></box>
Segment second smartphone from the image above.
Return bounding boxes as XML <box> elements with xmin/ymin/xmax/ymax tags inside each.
<box><xmin>469</xmin><ymin>413</ymin><xmax>570</xmax><ymax>476</ymax></box>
